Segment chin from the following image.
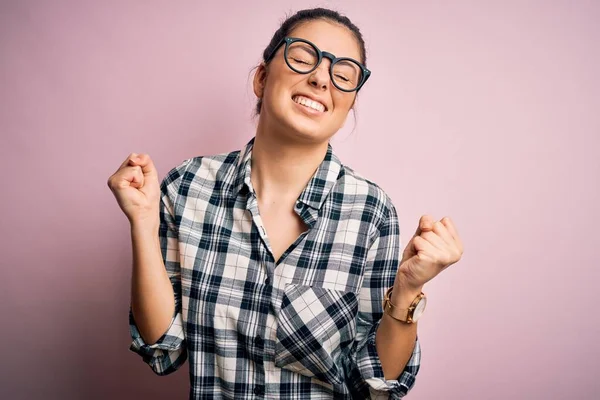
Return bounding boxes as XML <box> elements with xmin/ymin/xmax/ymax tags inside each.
<box><xmin>265</xmin><ymin>101</ymin><xmax>332</xmax><ymax>142</ymax></box>
<box><xmin>282</xmin><ymin>118</ymin><xmax>325</xmax><ymax>141</ymax></box>
<box><xmin>289</xmin><ymin>112</ymin><xmax>328</xmax><ymax>138</ymax></box>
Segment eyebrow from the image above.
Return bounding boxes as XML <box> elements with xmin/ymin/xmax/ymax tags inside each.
<box><xmin>334</xmin><ymin>59</ymin><xmax>360</xmax><ymax>69</ymax></box>
<box><xmin>295</xmin><ymin>44</ymin><xmax>317</xmax><ymax>58</ymax></box>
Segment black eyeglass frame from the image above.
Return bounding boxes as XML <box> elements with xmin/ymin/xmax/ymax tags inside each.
<box><xmin>264</xmin><ymin>37</ymin><xmax>371</xmax><ymax>92</ymax></box>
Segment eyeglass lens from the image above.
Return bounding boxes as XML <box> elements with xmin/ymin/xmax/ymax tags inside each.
<box><xmin>286</xmin><ymin>41</ymin><xmax>363</xmax><ymax>91</ymax></box>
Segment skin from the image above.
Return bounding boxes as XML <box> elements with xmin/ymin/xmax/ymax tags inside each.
<box><xmin>377</xmin><ymin>215</ymin><xmax>463</xmax><ymax>379</ymax></box>
<box><xmin>108</xmin><ymin>18</ymin><xmax>464</xmax><ymax>383</ymax></box>
<box><xmin>250</xmin><ymin>19</ymin><xmax>365</xmax><ymax>262</ymax></box>
<box><xmin>253</xmin><ymin>20</ymin><xmax>359</xmax><ymax>147</ymax></box>
<box><xmin>107</xmin><ymin>154</ymin><xmax>175</xmax><ymax>346</ymax></box>
<box><xmin>252</xmin><ymin>19</ymin><xmax>464</xmax><ymax>379</ymax></box>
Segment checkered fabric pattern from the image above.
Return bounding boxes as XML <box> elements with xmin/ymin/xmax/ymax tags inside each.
<box><xmin>129</xmin><ymin>137</ymin><xmax>421</xmax><ymax>399</ymax></box>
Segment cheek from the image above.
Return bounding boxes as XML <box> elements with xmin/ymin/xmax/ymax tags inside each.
<box><xmin>331</xmin><ymin>93</ymin><xmax>355</xmax><ymax>116</ymax></box>
<box><xmin>268</xmin><ymin>68</ymin><xmax>305</xmax><ymax>95</ymax></box>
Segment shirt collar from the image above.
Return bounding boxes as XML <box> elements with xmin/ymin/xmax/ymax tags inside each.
<box><xmin>230</xmin><ymin>137</ymin><xmax>342</xmax><ymax>210</ymax></box>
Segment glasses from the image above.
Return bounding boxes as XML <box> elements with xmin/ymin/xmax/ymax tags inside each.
<box><xmin>264</xmin><ymin>37</ymin><xmax>371</xmax><ymax>92</ymax></box>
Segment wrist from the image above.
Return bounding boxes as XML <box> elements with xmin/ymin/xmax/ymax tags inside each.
<box><xmin>390</xmin><ymin>282</ymin><xmax>424</xmax><ymax>309</ymax></box>
<box><xmin>130</xmin><ymin>219</ymin><xmax>160</xmax><ymax>237</ymax></box>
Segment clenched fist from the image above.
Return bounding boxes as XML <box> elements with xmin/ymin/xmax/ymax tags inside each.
<box><xmin>107</xmin><ymin>153</ymin><xmax>161</xmax><ymax>225</ymax></box>
<box><xmin>396</xmin><ymin>216</ymin><xmax>464</xmax><ymax>291</ymax></box>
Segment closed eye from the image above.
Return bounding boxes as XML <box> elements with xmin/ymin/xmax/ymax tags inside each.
<box><xmin>291</xmin><ymin>57</ymin><xmax>311</xmax><ymax>65</ymax></box>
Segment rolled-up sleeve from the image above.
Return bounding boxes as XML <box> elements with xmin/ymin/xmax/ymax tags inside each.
<box><xmin>129</xmin><ymin>173</ymin><xmax>187</xmax><ymax>376</ymax></box>
<box><xmin>345</xmin><ymin>200</ymin><xmax>421</xmax><ymax>399</ymax></box>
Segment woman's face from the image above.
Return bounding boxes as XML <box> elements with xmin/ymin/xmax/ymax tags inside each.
<box><xmin>254</xmin><ymin>19</ymin><xmax>363</xmax><ymax>144</ymax></box>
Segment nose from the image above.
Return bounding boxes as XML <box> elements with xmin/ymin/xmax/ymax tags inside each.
<box><xmin>308</xmin><ymin>60</ymin><xmax>331</xmax><ymax>90</ymax></box>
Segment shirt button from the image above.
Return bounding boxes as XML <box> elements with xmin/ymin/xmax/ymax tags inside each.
<box><xmin>254</xmin><ymin>335</ymin><xmax>264</xmax><ymax>346</ymax></box>
<box><xmin>264</xmin><ymin>276</ymin><xmax>270</xmax><ymax>285</ymax></box>
<box><xmin>295</xmin><ymin>202</ymin><xmax>302</xmax><ymax>209</ymax></box>
<box><xmin>253</xmin><ymin>385</ymin><xmax>265</xmax><ymax>396</ymax></box>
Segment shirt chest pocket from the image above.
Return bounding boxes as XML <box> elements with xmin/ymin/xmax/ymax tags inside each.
<box><xmin>274</xmin><ymin>284</ymin><xmax>359</xmax><ymax>386</ymax></box>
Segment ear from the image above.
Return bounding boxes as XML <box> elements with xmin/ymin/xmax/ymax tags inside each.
<box><xmin>253</xmin><ymin>63</ymin><xmax>268</xmax><ymax>99</ymax></box>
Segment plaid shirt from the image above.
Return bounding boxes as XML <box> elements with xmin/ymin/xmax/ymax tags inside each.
<box><xmin>129</xmin><ymin>137</ymin><xmax>421</xmax><ymax>399</ymax></box>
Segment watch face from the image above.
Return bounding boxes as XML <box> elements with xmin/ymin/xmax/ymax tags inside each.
<box><xmin>412</xmin><ymin>296</ymin><xmax>427</xmax><ymax>322</ymax></box>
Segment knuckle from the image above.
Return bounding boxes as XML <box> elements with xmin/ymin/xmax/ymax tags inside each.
<box><xmin>451</xmin><ymin>247</ymin><xmax>459</xmax><ymax>257</ymax></box>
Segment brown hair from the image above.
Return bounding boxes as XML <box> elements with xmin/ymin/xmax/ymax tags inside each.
<box><xmin>255</xmin><ymin>8</ymin><xmax>367</xmax><ymax>115</ymax></box>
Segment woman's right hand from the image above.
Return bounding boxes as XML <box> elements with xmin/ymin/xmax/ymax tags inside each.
<box><xmin>107</xmin><ymin>153</ymin><xmax>161</xmax><ymax>225</ymax></box>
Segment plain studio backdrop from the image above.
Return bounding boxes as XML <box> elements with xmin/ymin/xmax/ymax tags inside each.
<box><xmin>1</xmin><ymin>1</ymin><xmax>598</xmax><ymax>399</ymax></box>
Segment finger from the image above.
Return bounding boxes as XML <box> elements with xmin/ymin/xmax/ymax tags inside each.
<box><xmin>441</xmin><ymin>217</ymin><xmax>463</xmax><ymax>251</ymax></box>
<box><xmin>412</xmin><ymin>235</ymin><xmax>439</xmax><ymax>264</ymax></box>
<box><xmin>414</xmin><ymin>235</ymin><xmax>451</xmax><ymax>267</ymax></box>
<box><xmin>118</xmin><ymin>153</ymin><xmax>139</xmax><ymax>170</ymax></box>
<box><xmin>112</xmin><ymin>166</ymin><xmax>143</xmax><ymax>190</ymax></box>
<box><xmin>128</xmin><ymin>153</ymin><xmax>157</xmax><ymax>177</ymax></box>
<box><xmin>432</xmin><ymin>220</ymin><xmax>454</xmax><ymax>246</ymax></box>
<box><xmin>420</xmin><ymin>230</ymin><xmax>448</xmax><ymax>252</ymax></box>
<box><xmin>413</xmin><ymin>215</ymin><xmax>435</xmax><ymax>237</ymax></box>
<box><xmin>129</xmin><ymin>166</ymin><xmax>144</xmax><ymax>189</ymax></box>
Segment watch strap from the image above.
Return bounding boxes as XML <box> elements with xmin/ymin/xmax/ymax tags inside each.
<box><xmin>382</xmin><ymin>287</ymin><xmax>425</xmax><ymax>324</ymax></box>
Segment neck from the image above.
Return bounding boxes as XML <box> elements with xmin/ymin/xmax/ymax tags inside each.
<box><xmin>251</xmin><ymin>126</ymin><xmax>328</xmax><ymax>206</ymax></box>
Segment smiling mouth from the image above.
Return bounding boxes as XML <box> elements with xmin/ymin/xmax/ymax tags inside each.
<box><xmin>292</xmin><ymin>95</ymin><xmax>327</xmax><ymax>113</ymax></box>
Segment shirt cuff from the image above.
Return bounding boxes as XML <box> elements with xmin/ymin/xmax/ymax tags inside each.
<box><xmin>129</xmin><ymin>306</ymin><xmax>185</xmax><ymax>355</ymax></box>
<box><xmin>355</xmin><ymin>319</ymin><xmax>421</xmax><ymax>399</ymax></box>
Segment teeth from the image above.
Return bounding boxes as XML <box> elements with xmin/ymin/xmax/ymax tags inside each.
<box><xmin>293</xmin><ymin>95</ymin><xmax>325</xmax><ymax>112</ymax></box>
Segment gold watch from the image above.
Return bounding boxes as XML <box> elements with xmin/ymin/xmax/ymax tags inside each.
<box><xmin>382</xmin><ymin>287</ymin><xmax>427</xmax><ymax>324</ymax></box>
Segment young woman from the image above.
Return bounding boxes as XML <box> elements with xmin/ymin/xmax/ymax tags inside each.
<box><xmin>108</xmin><ymin>8</ymin><xmax>463</xmax><ymax>399</ymax></box>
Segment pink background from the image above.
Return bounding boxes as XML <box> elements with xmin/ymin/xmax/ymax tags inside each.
<box><xmin>1</xmin><ymin>1</ymin><xmax>599</xmax><ymax>399</ymax></box>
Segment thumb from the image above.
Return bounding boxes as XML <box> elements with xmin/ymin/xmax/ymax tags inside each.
<box><xmin>128</xmin><ymin>154</ymin><xmax>160</xmax><ymax>194</ymax></box>
<box><xmin>413</xmin><ymin>215</ymin><xmax>435</xmax><ymax>237</ymax></box>
<box><xmin>128</xmin><ymin>154</ymin><xmax>158</xmax><ymax>178</ymax></box>
<box><xmin>402</xmin><ymin>215</ymin><xmax>435</xmax><ymax>261</ymax></box>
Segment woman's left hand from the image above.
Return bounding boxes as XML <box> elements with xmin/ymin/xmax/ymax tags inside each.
<box><xmin>396</xmin><ymin>216</ymin><xmax>463</xmax><ymax>292</ymax></box>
